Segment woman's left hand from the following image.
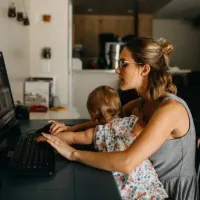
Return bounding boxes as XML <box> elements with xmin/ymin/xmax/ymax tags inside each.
<box><xmin>133</xmin><ymin>108</ymin><xmax>146</xmax><ymax>127</ymax></box>
<box><xmin>42</xmin><ymin>133</ymin><xmax>76</xmax><ymax>160</ymax></box>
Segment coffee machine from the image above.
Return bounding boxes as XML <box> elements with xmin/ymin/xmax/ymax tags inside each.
<box><xmin>105</xmin><ymin>42</ymin><xmax>124</xmax><ymax>69</ymax></box>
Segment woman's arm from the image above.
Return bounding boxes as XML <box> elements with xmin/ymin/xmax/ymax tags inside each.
<box><xmin>72</xmin><ymin>100</ymin><xmax>185</xmax><ymax>174</ymax></box>
<box><xmin>44</xmin><ymin>100</ymin><xmax>186</xmax><ymax>175</ymax></box>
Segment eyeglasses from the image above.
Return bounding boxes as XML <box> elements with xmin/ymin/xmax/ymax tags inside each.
<box><xmin>118</xmin><ymin>60</ymin><xmax>143</xmax><ymax>69</ymax></box>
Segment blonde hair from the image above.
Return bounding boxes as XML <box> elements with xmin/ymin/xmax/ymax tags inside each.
<box><xmin>125</xmin><ymin>37</ymin><xmax>177</xmax><ymax>100</ymax></box>
<box><xmin>87</xmin><ymin>86</ymin><xmax>121</xmax><ymax>123</ymax></box>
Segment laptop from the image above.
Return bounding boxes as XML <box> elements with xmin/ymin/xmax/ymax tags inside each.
<box><xmin>0</xmin><ymin>51</ymin><xmax>55</xmax><ymax>176</ymax></box>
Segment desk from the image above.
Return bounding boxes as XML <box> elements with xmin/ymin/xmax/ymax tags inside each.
<box><xmin>0</xmin><ymin>120</ymin><xmax>122</xmax><ymax>200</ymax></box>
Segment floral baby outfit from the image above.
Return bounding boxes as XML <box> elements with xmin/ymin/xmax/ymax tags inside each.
<box><xmin>94</xmin><ymin>115</ymin><xmax>168</xmax><ymax>200</ymax></box>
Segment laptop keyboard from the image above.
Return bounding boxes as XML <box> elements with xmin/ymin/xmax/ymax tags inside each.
<box><xmin>9</xmin><ymin>132</ymin><xmax>55</xmax><ymax>176</ymax></box>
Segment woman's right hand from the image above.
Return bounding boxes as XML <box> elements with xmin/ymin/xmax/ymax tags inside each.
<box><xmin>49</xmin><ymin>120</ymin><xmax>75</xmax><ymax>135</ymax></box>
<box><xmin>132</xmin><ymin>108</ymin><xmax>146</xmax><ymax>127</ymax></box>
<box><xmin>42</xmin><ymin>133</ymin><xmax>76</xmax><ymax>160</ymax></box>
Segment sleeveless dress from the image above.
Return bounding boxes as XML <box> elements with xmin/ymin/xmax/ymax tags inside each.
<box><xmin>149</xmin><ymin>94</ymin><xmax>199</xmax><ymax>200</ymax></box>
<box><xmin>94</xmin><ymin>115</ymin><xmax>168</xmax><ymax>200</ymax></box>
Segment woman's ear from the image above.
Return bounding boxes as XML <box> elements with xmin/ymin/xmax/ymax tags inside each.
<box><xmin>141</xmin><ymin>64</ymin><xmax>150</xmax><ymax>76</ymax></box>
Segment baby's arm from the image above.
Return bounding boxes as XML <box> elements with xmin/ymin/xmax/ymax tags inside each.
<box><xmin>68</xmin><ymin>128</ymin><xmax>95</xmax><ymax>145</ymax></box>
<box><xmin>36</xmin><ymin>128</ymin><xmax>96</xmax><ymax>145</ymax></box>
<box><xmin>50</xmin><ymin>120</ymin><xmax>98</xmax><ymax>135</ymax></box>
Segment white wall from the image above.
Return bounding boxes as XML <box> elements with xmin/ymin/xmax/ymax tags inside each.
<box><xmin>0</xmin><ymin>0</ymin><xmax>30</xmax><ymax>102</ymax></box>
<box><xmin>29</xmin><ymin>0</ymin><xmax>69</xmax><ymax>105</ymax></box>
<box><xmin>153</xmin><ymin>19</ymin><xmax>200</xmax><ymax>70</ymax></box>
<box><xmin>0</xmin><ymin>0</ymin><xmax>69</xmax><ymax>106</ymax></box>
<box><xmin>72</xmin><ymin>70</ymin><xmax>119</xmax><ymax>119</ymax></box>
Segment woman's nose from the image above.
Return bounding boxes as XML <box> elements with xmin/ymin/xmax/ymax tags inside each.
<box><xmin>115</xmin><ymin>67</ymin><xmax>120</xmax><ymax>74</ymax></box>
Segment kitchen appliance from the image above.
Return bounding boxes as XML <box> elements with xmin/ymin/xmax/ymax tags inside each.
<box><xmin>105</xmin><ymin>42</ymin><xmax>124</xmax><ymax>69</ymax></box>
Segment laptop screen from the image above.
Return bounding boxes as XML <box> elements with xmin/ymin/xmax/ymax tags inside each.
<box><xmin>0</xmin><ymin>52</ymin><xmax>18</xmax><ymax>144</ymax></box>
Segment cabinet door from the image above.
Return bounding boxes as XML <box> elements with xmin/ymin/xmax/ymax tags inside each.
<box><xmin>73</xmin><ymin>14</ymin><xmax>152</xmax><ymax>57</ymax></box>
<box><xmin>74</xmin><ymin>15</ymin><xmax>99</xmax><ymax>57</ymax></box>
<box><xmin>139</xmin><ymin>14</ymin><xmax>153</xmax><ymax>37</ymax></box>
<box><xmin>98</xmin><ymin>15</ymin><xmax>134</xmax><ymax>38</ymax></box>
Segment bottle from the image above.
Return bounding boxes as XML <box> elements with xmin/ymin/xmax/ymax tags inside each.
<box><xmin>23</xmin><ymin>12</ymin><xmax>30</xmax><ymax>26</ymax></box>
<box><xmin>8</xmin><ymin>2</ymin><xmax>16</xmax><ymax>18</ymax></box>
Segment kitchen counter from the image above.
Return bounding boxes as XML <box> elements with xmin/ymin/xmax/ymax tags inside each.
<box><xmin>73</xmin><ymin>68</ymin><xmax>191</xmax><ymax>74</ymax></box>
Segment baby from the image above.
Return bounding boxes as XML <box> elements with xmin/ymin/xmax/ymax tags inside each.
<box><xmin>37</xmin><ymin>86</ymin><xmax>168</xmax><ymax>200</ymax></box>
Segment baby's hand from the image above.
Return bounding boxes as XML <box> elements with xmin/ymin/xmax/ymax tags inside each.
<box><xmin>35</xmin><ymin>135</ymin><xmax>47</xmax><ymax>143</ymax></box>
<box><xmin>49</xmin><ymin>120</ymin><xmax>74</xmax><ymax>135</ymax></box>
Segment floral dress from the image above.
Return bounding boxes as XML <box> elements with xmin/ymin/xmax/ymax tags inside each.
<box><xmin>94</xmin><ymin>115</ymin><xmax>168</xmax><ymax>200</ymax></box>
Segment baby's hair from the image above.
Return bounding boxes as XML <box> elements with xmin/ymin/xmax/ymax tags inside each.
<box><xmin>87</xmin><ymin>86</ymin><xmax>122</xmax><ymax>123</ymax></box>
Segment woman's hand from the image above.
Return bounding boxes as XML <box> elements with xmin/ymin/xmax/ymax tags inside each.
<box><xmin>42</xmin><ymin>133</ymin><xmax>76</xmax><ymax>160</ymax></box>
<box><xmin>49</xmin><ymin>120</ymin><xmax>75</xmax><ymax>135</ymax></box>
<box><xmin>132</xmin><ymin>108</ymin><xmax>146</xmax><ymax>127</ymax></box>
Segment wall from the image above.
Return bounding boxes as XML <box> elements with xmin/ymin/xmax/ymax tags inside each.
<box><xmin>153</xmin><ymin>19</ymin><xmax>200</xmax><ymax>70</ymax></box>
<box><xmin>0</xmin><ymin>0</ymin><xmax>30</xmax><ymax>102</ymax></box>
<box><xmin>72</xmin><ymin>70</ymin><xmax>119</xmax><ymax>118</ymax></box>
<box><xmin>73</xmin><ymin>14</ymin><xmax>153</xmax><ymax>57</ymax></box>
<box><xmin>0</xmin><ymin>0</ymin><xmax>70</xmax><ymax>106</ymax></box>
<box><xmin>29</xmin><ymin>0</ymin><xmax>69</xmax><ymax>105</ymax></box>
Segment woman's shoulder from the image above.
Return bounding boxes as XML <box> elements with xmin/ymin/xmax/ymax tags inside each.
<box><xmin>159</xmin><ymin>95</ymin><xmax>186</xmax><ymax>114</ymax></box>
<box><xmin>161</xmin><ymin>93</ymin><xmax>185</xmax><ymax>103</ymax></box>
<box><xmin>155</xmin><ymin>95</ymin><xmax>190</xmax><ymax>131</ymax></box>
<box><xmin>159</xmin><ymin>94</ymin><xmax>188</xmax><ymax>113</ymax></box>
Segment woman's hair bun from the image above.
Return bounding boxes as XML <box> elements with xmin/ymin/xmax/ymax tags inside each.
<box><xmin>158</xmin><ymin>38</ymin><xmax>174</xmax><ymax>56</ymax></box>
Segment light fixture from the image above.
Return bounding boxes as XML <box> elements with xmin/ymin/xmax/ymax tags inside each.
<box><xmin>87</xmin><ymin>8</ymin><xmax>93</xmax><ymax>13</ymax></box>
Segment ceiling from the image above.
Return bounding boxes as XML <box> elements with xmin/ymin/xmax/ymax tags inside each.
<box><xmin>155</xmin><ymin>0</ymin><xmax>200</xmax><ymax>20</ymax></box>
<box><xmin>73</xmin><ymin>0</ymin><xmax>173</xmax><ymax>15</ymax></box>
<box><xmin>73</xmin><ymin>0</ymin><xmax>200</xmax><ymax>20</ymax></box>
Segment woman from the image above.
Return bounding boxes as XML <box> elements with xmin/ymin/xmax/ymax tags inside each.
<box><xmin>43</xmin><ymin>37</ymin><xmax>199</xmax><ymax>199</ymax></box>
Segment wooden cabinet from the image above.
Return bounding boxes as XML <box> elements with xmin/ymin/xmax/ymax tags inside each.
<box><xmin>138</xmin><ymin>14</ymin><xmax>153</xmax><ymax>38</ymax></box>
<box><xmin>73</xmin><ymin>14</ymin><xmax>153</xmax><ymax>57</ymax></box>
